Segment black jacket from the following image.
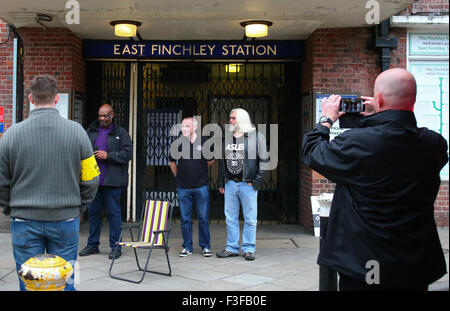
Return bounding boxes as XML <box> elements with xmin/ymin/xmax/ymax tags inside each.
<box><xmin>301</xmin><ymin>110</ymin><xmax>448</xmax><ymax>287</ymax></box>
<box><xmin>218</xmin><ymin>131</ymin><xmax>269</xmax><ymax>190</ymax></box>
<box><xmin>86</xmin><ymin>121</ymin><xmax>133</xmax><ymax>188</ymax></box>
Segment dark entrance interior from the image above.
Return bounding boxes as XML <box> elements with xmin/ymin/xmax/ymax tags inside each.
<box><xmin>136</xmin><ymin>62</ymin><xmax>301</xmax><ymax>224</ymax></box>
<box><xmin>85</xmin><ymin>61</ymin><xmax>301</xmax><ymax>224</ymax></box>
<box><xmin>85</xmin><ymin>61</ymin><xmax>131</xmax><ymax>220</ymax></box>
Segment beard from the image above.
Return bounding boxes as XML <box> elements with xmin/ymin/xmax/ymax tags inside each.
<box><xmin>228</xmin><ymin>124</ymin><xmax>238</xmax><ymax>132</ymax></box>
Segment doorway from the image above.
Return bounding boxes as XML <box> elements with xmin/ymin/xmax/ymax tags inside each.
<box><xmin>135</xmin><ymin>62</ymin><xmax>301</xmax><ymax>223</ymax></box>
<box><xmin>85</xmin><ymin>61</ymin><xmax>301</xmax><ymax>224</ymax></box>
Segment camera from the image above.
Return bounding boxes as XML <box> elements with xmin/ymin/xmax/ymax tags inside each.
<box><xmin>339</xmin><ymin>97</ymin><xmax>365</xmax><ymax>128</ymax></box>
<box><xmin>339</xmin><ymin>98</ymin><xmax>365</xmax><ymax>113</ymax></box>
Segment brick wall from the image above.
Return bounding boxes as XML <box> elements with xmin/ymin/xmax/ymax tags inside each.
<box><xmin>301</xmin><ymin>27</ymin><xmax>381</xmax><ymax>95</ymax></box>
<box><xmin>300</xmin><ymin>26</ymin><xmax>448</xmax><ymax>232</ymax></box>
<box><xmin>398</xmin><ymin>0</ymin><xmax>449</xmax><ymax>15</ymax></box>
<box><xmin>435</xmin><ymin>182</ymin><xmax>449</xmax><ymax>227</ymax></box>
<box><xmin>17</xmin><ymin>27</ymin><xmax>85</xmax><ymax>118</ymax></box>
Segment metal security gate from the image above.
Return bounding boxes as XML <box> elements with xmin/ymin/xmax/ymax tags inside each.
<box><xmin>135</xmin><ymin>62</ymin><xmax>301</xmax><ymax>223</ymax></box>
<box><xmin>85</xmin><ymin>61</ymin><xmax>131</xmax><ymax>130</ymax></box>
<box><xmin>85</xmin><ymin>61</ymin><xmax>132</xmax><ymax>220</ymax></box>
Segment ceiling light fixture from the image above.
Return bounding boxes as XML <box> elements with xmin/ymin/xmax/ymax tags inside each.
<box><xmin>240</xmin><ymin>20</ymin><xmax>273</xmax><ymax>38</ymax></box>
<box><xmin>110</xmin><ymin>20</ymin><xmax>142</xmax><ymax>40</ymax></box>
<box><xmin>225</xmin><ymin>64</ymin><xmax>242</xmax><ymax>73</ymax></box>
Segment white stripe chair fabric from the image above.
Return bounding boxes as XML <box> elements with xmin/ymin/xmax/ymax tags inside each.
<box><xmin>109</xmin><ymin>200</ymin><xmax>172</xmax><ymax>283</ymax></box>
<box><xmin>119</xmin><ymin>200</ymin><xmax>170</xmax><ymax>248</ymax></box>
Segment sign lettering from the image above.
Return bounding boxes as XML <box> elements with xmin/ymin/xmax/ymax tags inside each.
<box><xmin>83</xmin><ymin>40</ymin><xmax>303</xmax><ymax>59</ymax></box>
<box><xmin>409</xmin><ymin>33</ymin><xmax>449</xmax><ymax>56</ymax></box>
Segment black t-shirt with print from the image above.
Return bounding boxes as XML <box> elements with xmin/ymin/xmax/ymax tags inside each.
<box><xmin>225</xmin><ymin>135</ymin><xmax>245</xmax><ymax>180</ymax></box>
<box><xmin>169</xmin><ymin>136</ymin><xmax>212</xmax><ymax>189</ymax></box>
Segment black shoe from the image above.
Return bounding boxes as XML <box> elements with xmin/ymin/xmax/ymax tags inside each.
<box><xmin>79</xmin><ymin>246</ymin><xmax>100</xmax><ymax>256</ymax></box>
<box><xmin>244</xmin><ymin>252</ymin><xmax>255</xmax><ymax>261</ymax></box>
<box><xmin>202</xmin><ymin>248</ymin><xmax>212</xmax><ymax>257</ymax></box>
<box><xmin>216</xmin><ymin>249</ymin><xmax>239</xmax><ymax>258</ymax></box>
<box><xmin>109</xmin><ymin>249</ymin><xmax>122</xmax><ymax>259</ymax></box>
<box><xmin>178</xmin><ymin>248</ymin><xmax>193</xmax><ymax>257</ymax></box>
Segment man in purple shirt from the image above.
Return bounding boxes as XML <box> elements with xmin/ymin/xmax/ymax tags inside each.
<box><xmin>95</xmin><ymin>122</ymin><xmax>113</xmax><ymax>186</ymax></box>
<box><xmin>79</xmin><ymin>104</ymin><xmax>133</xmax><ymax>259</ymax></box>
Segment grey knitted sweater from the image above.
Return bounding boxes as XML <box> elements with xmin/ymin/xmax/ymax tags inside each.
<box><xmin>0</xmin><ymin>108</ymin><xmax>99</xmax><ymax>221</ymax></box>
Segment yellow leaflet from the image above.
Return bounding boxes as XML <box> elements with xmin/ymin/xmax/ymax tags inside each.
<box><xmin>81</xmin><ymin>155</ymin><xmax>100</xmax><ymax>181</ymax></box>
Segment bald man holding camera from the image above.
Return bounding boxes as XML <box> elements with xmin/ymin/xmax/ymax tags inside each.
<box><xmin>302</xmin><ymin>68</ymin><xmax>448</xmax><ymax>291</ymax></box>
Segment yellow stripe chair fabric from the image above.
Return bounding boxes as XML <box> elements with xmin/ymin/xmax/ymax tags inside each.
<box><xmin>118</xmin><ymin>200</ymin><xmax>170</xmax><ymax>248</ymax></box>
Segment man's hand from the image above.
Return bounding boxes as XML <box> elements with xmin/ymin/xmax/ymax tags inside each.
<box><xmin>321</xmin><ymin>95</ymin><xmax>345</xmax><ymax>128</ymax></box>
<box><xmin>360</xmin><ymin>96</ymin><xmax>376</xmax><ymax>117</ymax></box>
<box><xmin>219</xmin><ymin>188</ymin><xmax>224</xmax><ymax>195</ymax></box>
<box><xmin>94</xmin><ymin>150</ymin><xmax>108</xmax><ymax>160</ymax></box>
<box><xmin>169</xmin><ymin>161</ymin><xmax>178</xmax><ymax>177</ymax></box>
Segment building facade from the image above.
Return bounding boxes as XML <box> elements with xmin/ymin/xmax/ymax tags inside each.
<box><xmin>0</xmin><ymin>0</ymin><xmax>448</xmax><ymax>233</ymax></box>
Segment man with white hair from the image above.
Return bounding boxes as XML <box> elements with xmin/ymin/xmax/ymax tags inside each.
<box><xmin>217</xmin><ymin>108</ymin><xmax>269</xmax><ymax>261</ymax></box>
<box><xmin>302</xmin><ymin>68</ymin><xmax>448</xmax><ymax>290</ymax></box>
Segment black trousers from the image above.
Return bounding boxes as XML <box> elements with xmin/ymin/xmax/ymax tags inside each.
<box><xmin>338</xmin><ymin>273</ymin><xmax>428</xmax><ymax>291</ymax></box>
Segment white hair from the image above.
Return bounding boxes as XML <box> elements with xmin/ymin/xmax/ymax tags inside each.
<box><xmin>231</xmin><ymin>108</ymin><xmax>255</xmax><ymax>133</ymax></box>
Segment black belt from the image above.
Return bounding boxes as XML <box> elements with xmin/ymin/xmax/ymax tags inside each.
<box><xmin>230</xmin><ymin>178</ymin><xmax>242</xmax><ymax>183</ymax></box>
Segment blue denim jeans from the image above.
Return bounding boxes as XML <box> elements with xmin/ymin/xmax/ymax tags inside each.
<box><xmin>177</xmin><ymin>185</ymin><xmax>211</xmax><ymax>252</ymax></box>
<box><xmin>224</xmin><ymin>180</ymin><xmax>258</xmax><ymax>254</ymax></box>
<box><xmin>87</xmin><ymin>187</ymin><xmax>123</xmax><ymax>251</ymax></box>
<box><xmin>10</xmin><ymin>216</ymin><xmax>80</xmax><ymax>291</ymax></box>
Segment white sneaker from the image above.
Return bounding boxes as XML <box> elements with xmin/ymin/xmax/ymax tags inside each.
<box><xmin>202</xmin><ymin>248</ymin><xmax>212</xmax><ymax>257</ymax></box>
<box><xmin>178</xmin><ymin>248</ymin><xmax>192</xmax><ymax>257</ymax></box>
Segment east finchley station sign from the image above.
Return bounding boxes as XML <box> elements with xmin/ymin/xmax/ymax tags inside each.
<box><xmin>82</xmin><ymin>40</ymin><xmax>304</xmax><ymax>60</ymax></box>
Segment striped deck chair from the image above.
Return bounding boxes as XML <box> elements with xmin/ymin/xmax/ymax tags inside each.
<box><xmin>109</xmin><ymin>200</ymin><xmax>172</xmax><ymax>284</ymax></box>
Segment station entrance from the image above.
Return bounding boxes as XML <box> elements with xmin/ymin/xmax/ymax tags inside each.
<box><xmin>85</xmin><ymin>61</ymin><xmax>302</xmax><ymax>224</ymax></box>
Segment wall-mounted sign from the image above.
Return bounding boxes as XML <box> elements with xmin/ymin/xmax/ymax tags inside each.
<box><xmin>0</xmin><ymin>107</ymin><xmax>4</xmax><ymax>133</ymax></box>
<box><xmin>83</xmin><ymin>40</ymin><xmax>304</xmax><ymax>60</ymax></box>
<box><xmin>409</xmin><ymin>60</ymin><xmax>449</xmax><ymax>180</ymax></box>
<box><xmin>72</xmin><ymin>91</ymin><xmax>84</xmax><ymax>126</ymax></box>
<box><xmin>409</xmin><ymin>33</ymin><xmax>449</xmax><ymax>56</ymax></box>
<box><xmin>30</xmin><ymin>93</ymin><xmax>70</xmax><ymax>119</ymax></box>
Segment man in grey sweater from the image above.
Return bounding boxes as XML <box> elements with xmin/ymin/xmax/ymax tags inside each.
<box><xmin>0</xmin><ymin>75</ymin><xmax>99</xmax><ymax>291</ymax></box>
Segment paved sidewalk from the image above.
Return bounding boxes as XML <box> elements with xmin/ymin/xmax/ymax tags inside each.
<box><xmin>0</xmin><ymin>220</ymin><xmax>448</xmax><ymax>291</ymax></box>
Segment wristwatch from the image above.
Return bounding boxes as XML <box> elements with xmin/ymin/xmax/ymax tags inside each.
<box><xmin>319</xmin><ymin>116</ymin><xmax>334</xmax><ymax>126</ymax></box>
